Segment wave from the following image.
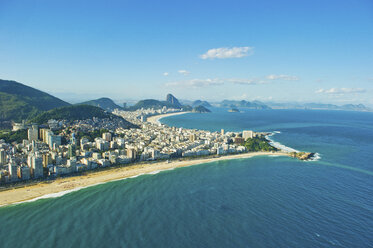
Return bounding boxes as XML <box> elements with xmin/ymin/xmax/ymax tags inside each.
<box><xmin>1</xmin><ymin>167</ymin><xmax>182</xmax><ymax>208</ymax></box>
<box><xmin>266</xmin><ymin>131</ymin><xmax>299</xmax><ymax>153</ymax></box>
<box><xmin>308</xmin><ymin>153</ymin><xmax>321</xmax><ymax>162</ymax></box>
<box><xmin>147</xmin><ymin>167</ymin><xmax>176</xmax><ymax>175</ymax></box>
<box><xmin>128</xmin><ymin>173</ymin><xmax>145</xmax><ymax>179</ymax></box>
<box><xmin>267</xmin><ymin>131</ymin><xmax>323</xmax><ymax>162</ymax></box>
<box><xmin>147</xmin><ymin>170</ymin><xmax>161</xmax><ymax>175</ymax></box>
<box><xmin>5</xmin><ymin>186</ymin><xmax>90</xmax><ymax>207</ymax></box>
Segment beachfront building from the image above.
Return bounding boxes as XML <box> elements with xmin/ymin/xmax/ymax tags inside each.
<box><xmin>17</xmin><ymin>166</ymin><xmax>31</xmax><ymax>180</ymax></box>
<box><xmin>127</xmin><ymin>148</ymin><xmax>137</xmax><ymax>161</ymax></box>
<box><xmin>28</xmin><ymin>155</ymin><xmax>43</xmax><ymax>178</ymax></box>
<box><xmin>8</xmin><ymin>162</ymin><xmax>18</xmax><ymax>182</ymax></box>
<box><xmin>242</xmin><ymin>130</ymin><xmax>254</xmax><ymax>140</ymax></box>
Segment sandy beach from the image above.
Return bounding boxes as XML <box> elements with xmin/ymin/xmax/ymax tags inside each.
<box><xmin>147</xmin><ymin>111</ymin><xmax>189</xmax><ymax>124</ymax></box>
<box><xmin>0</xmin><ymin>151</ymin><xmax>289</xmax><ymax>207</ymax></box>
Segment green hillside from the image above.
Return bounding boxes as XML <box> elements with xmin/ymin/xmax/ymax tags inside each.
<box><xmin>31</xmin><ymin>105</ymin><xmax>135</xmax><ymax>126</ymax></box>
<box><xmin>0</xmin><ymin>79</ymin><xmax>70</xmax><ymax>122</ymax></box>
<box><xmin>80</xmin><ymin>97</ymin><xmax>123</xmax><ymax>112</ymax></box>
<box><xmin>192</xmin><ymin>105</ymin><xmax>211</xmax><ymax>113</ymax></box>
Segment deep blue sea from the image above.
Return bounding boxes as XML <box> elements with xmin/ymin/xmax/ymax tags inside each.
<box><xmin>1</xmin><ymin>109</ymin><xmax>373</xmax><ymax>248</ymax></box>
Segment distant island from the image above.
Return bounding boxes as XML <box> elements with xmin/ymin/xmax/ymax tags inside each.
<box><xmin>220</xmin><ymin>100</ymin><xmax>271</xmax><ymax>109</ymax></box>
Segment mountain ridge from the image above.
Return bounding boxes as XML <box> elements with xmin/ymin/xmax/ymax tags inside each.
<box><xmin>220</xmin><ymin>100</ymin><xmax>271</xmax><ymax>109</ymax></box>
<box><xmin>31</xmin><ymin>105</ymin><xmax>137</xmax><ymax>128</ymax></box>
<box><xmin>265</xmin><ymin>102</ymin><xmax>372</xmax><ymax>112</ymax></box>
<box><xmin>80</xmin><ymin>97</ymin><xmax>123</xmax><ymax>112</ymax></box>
<box><xmin>0</xmin><ymin>79</ymin><xmax>71</xmax><ymax>122</ymax></box>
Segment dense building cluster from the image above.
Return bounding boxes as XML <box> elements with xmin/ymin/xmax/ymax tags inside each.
<box><xmin>0</xmin><ymin>108</ymin><xmax>259</xmax><ymax>184</ymax></box>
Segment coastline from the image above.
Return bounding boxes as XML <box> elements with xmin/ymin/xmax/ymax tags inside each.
<box><xmin>147</xmin><ymin>111</ymin><xmax>189</xmax><ymax>124</ymax></box>
<box><xmin>0</xmin><ymin>151</ymin><xmax>289</xmax><ymax>207</ymax></box>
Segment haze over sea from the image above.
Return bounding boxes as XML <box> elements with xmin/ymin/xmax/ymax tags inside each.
<box><xmin>1</xmin><ymin>109</ymin><xmax>373</xmax><ymax>248</ymax></box>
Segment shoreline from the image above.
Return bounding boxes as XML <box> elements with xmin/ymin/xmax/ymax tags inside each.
<box><xmin>0</xmin><ymin>151</ymin><xmax>289</xmax><ymax>207</ymax></box>
<box><xmin>147</xmin><ymin>111</ymin><xmax>189</xmax><ymax>124</ymax></box>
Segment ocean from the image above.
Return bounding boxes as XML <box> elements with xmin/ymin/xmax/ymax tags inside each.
<box><xmin>1</xmin><ymin>109</ymin><xmax>373</xmax><ymax>247</ymax></box>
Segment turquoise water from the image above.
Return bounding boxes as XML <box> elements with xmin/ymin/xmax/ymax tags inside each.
<box><xmin>1</xmin><ymin>109</ymin><xmax>373</xmax><ymax>247</ymax></box>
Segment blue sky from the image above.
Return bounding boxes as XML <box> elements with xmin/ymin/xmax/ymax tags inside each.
<box><xmin>0</xmin><ymin>0</ymin><xmax>372</xmax><ymax>105</ymax></box>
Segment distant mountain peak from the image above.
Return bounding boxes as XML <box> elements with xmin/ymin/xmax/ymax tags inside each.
<box><xmin>166</xmin><ymin>94</ymin><xmax>181</xmax><ymax>107</ymax></box>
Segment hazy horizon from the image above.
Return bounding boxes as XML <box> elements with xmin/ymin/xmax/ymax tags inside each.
<box><xmin>48</xmin><ymin>90</ymin><xmax>373</xmax><ymax>108</ymax></box>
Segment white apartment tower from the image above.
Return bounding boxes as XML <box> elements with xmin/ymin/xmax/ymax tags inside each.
<box><xmin>242</xmin><ymin>130</ymin><xmax>254</xmax><ymax>140</ymax></box>
<box><xmin>28</xmin><ymin>124</ymin><xmax>39</xmax><ymax>141</ymax></box>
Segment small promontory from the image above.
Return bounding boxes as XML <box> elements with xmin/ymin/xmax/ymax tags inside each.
<box><xmin>290</xmin><ymin>152</ymin><xmax>315</xmax><ymax>161</ymax></box>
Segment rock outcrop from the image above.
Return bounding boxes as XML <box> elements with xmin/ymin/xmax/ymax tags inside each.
<box><xmin>166</xmin><ymin>94</ymin><xmax>182</xmax><ymax>108</ymax></box>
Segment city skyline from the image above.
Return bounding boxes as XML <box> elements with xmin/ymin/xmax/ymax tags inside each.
<box><xmin>1</xmin><ymin>0</ymin><xmax>372</xmax><ymax>106</ymax></box>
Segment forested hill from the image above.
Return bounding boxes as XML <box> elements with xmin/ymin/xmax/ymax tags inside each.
<box><xmin>0</xmin><ymin>79</ymin><xmax>70</xmax><ymax>122</ymax></box>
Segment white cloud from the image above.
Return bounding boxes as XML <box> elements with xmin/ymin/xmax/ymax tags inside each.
<box><xmin>166</xmin><ymin>78</ymin><xmax>224</xmax><ymax>88</ymax></box>
<box><xmin>163</xmin><ymin>72</ymin><xmax>169</xmax><ymax>76</ymax></box>
<box><xmin>228</xmin><ymin>78</ymin><xmax>267</xmax><ymax>85</ymax></box>
<box><xmin>316</xmin><ymin>88</ymin><xmax>366</xmax><ymax>94</ymax></box>
<box><xmin>266</xmin><ymin>74</ymin><xmax>299</xmax><ymax>81</ymax></box>
<box><xmin>178</xmin><ymin>70</ymin><xmax>191</xmax><ymax>76</ymax></box>
<box><xmin>200</xmin><ymin>46</ymin><xmax>254</xmax><ymax>59</ymax></box>
<box><xmin>165</xmin><ymin>74</ymin><xmax>300</xmax><ymax>88</ymax></box>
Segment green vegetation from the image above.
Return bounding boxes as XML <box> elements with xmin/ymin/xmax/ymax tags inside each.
<box><xmin>0</xmin><ymin>79</ymin><xmax>70</xmax><ymax>122</ymax></box>
<box><xmin>75</xmin><ymin>129</ymin><xmax>109</xmax><ymax>144</ymax></box>
<box><xmin>244</xmin><ymin>136</ymin><xmax>278</xmax><ymax>152</ymax></box>
<box><xmin>80</xmin><ymin>97</ymin><xmax>123</xmax><ymax>112</ymax></box>
<box><xmin>290</xmin><ymin>152</ymin><xmax>315</xmax><ymax>160</ymax></box>
<box><xmin>192</xmin><ymin>105</ymin><xmax>211</xmax><ymax>113</ymax></box>
<box><xmin>0</xmin><ymin>129</ymin><xmax>28</xmax><ymax>143</ymax></box>
<box><xmin>31</xmin><ymin>105</ymin><xmax>122</xmax><ymax>124</ymax></box>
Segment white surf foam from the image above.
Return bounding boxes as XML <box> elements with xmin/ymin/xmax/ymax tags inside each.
<box><xmin>1</xmin><ymin>167</ymin><xmax>182</xmax><ymax>208</ymax></box>
<box><xmin>147</xmin><ymin>167</ymin><xmax>176</xmax><ymax>175</ymax></box>
<box><xmin>147</xmin><ymin>170</ymin><xmax>161</xmax><ymax>175</ymax></box>
<box><xmin>307</xmin><ymin>152</ymin><xmax>321</xmax><ymax>162</ymax></box>
<box><xmin>266</xmin><ymin>131</ymin><xmax>299</xmax><ymax>153</ymax></box>
<box><xmin>9</xmin><ymin>186</ymin><xmax>90</xmax><ymax>206</ymax></box>
<box><xmin>128</xmin><ymin>173</ymin><xmax>145</xmax><ymax>179</ymax></box>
